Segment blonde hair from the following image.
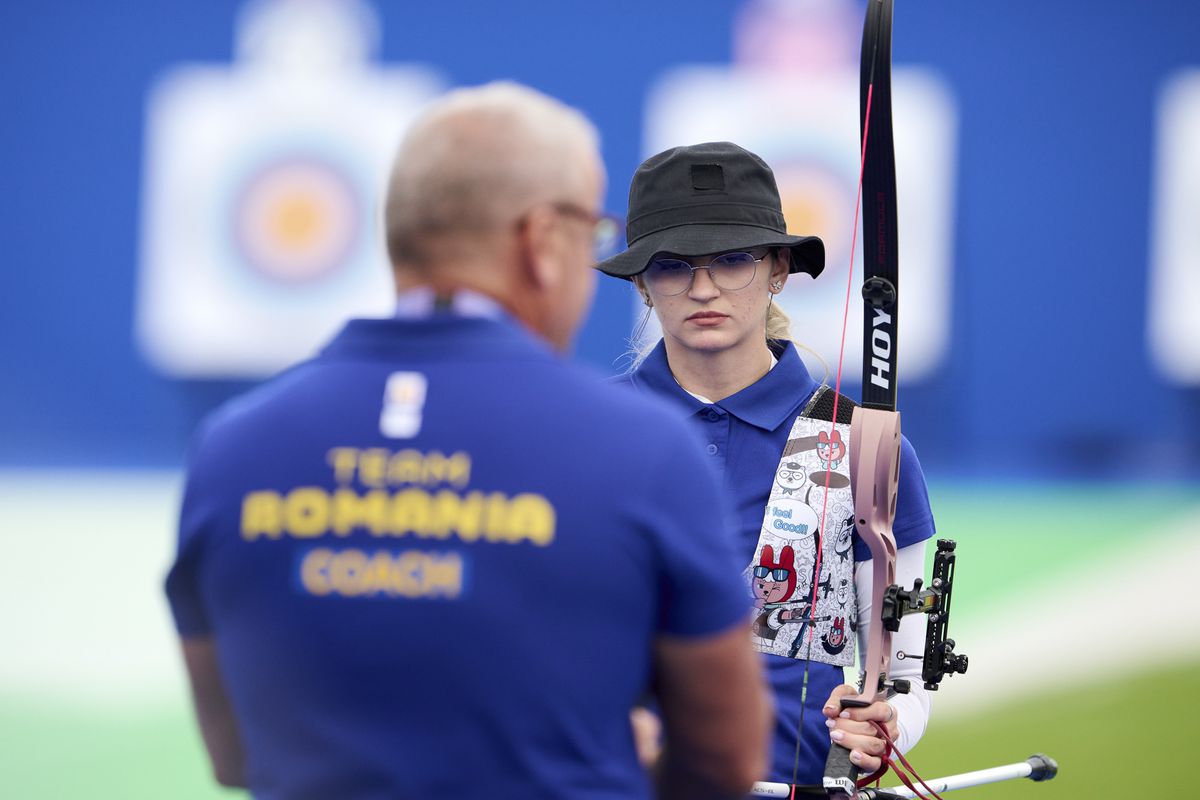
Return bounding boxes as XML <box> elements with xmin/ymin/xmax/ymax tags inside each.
<box><xmin>766</xmin><ymin>301</ymin><xmax>792</xmax><ymax>342</ymax></box>
<box><xmin>765</xmin><ymin>301</ymin><xmax>830</xmax><ymax>385</ymax></box>
<box><xmin>384</xmin><ymin>81</ymin><xmax>600</xmax><ymax>269</ymax></box>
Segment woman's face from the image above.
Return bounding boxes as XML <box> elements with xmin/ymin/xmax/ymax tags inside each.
<box><xmin>638</xmin><ymin>248</ymin><xmax>790</xmax><ymax>356</ymax></box>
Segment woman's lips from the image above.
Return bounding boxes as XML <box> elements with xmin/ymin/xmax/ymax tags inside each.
<box><xmin>687</xmin><ymin>311</ymin><xmax>728</xmax><ymax>327</ymax></box>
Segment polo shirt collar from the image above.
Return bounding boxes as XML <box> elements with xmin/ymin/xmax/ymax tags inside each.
<box><xmin>320</xmin><ymin>314</ymin><xmax>551</xmax><ymax>362</ymax></box>
<box><xmin>629</xmin><ymin>341</ymin><xmax>709</xmax><ymax>417</ymax></box>
<box><xmin>721</xmin><ymin>342</ymin><xmax>819</xmax><ymax>430</ymax></box>
<box><xmin>631</xmin><ymin>340</ymin><xmax>820</xmax><ymax>431</ymax></box>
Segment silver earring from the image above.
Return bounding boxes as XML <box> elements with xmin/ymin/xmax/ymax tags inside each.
<box><xmin>770</xmin><ymin>281</ymin><xmax>783</xmax><ymax>292</ymax></box>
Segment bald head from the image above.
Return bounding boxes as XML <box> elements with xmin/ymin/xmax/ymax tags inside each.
<box><xmin>385</xmin><ymin>82</ymin><xmax>602</xmax><ymax>271</ymax></box>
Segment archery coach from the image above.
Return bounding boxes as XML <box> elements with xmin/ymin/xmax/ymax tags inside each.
<box><xmin>164</xmin><ymin>82</ymin><xmax>770</xmax><ymax>800</ymax></box>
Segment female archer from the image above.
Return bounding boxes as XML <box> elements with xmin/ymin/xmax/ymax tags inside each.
<box><xmin>598</xmin><ymin>141</ymin><xmax>936</xmax><ymax>787</ymax></box>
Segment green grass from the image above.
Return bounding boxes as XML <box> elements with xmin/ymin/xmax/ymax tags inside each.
<box><xmin>1</xmin><ymin>484</ymin><xmax>1193</xmax><ymax>798</ymax></box>
<box><xmin>3</xmin><ymin>656</ymin><xmax>1187</xmax><ymax>799</ymax></box>
<box><xmin>0</xmin><ymin>699</ymin><xmax>240</xmax><ymax>800</ymax></box>
<box><xmin>925</xmin><ymin>483</ymin><xmax>1197</xmax><ymax>618</ymax></box>
<box><xmin>907</xmin><ymin>657</ymin><xmax>1198</xmax><ymax>798</ymax></box>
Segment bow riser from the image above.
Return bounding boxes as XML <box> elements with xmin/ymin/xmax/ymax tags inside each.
<box><xmin>823</xmin><ymin>406</ymin><xmax>901</xmax><ymax>797</ymax></box>
<box><xmin>849</xmin><ymin>406</ymin><xmax>901</xmax><ymax>703</ymax></box>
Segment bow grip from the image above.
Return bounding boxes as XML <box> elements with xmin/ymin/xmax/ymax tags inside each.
<box><xmin>822</xmin><ymin>742</ymin><xmax>860</xmax><ymax>798</ymax></box>
<box><xmin>823</xmin><ymin>696</ymin><xmax>871</xmax><ymax>798</ymax></box>
<box><xmin>820</xmin><ymin>695</ymin><xmax>868</xmax><ymax>796</ymax></box>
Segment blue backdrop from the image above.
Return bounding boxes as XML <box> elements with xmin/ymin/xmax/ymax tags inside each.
<box><xmin>1</xmin><ymin>0</ymin><xmax>1197</xmax><ymax>480</ymax></box>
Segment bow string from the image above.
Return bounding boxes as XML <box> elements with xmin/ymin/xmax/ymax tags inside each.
<box><xmin>818</xmin><ymin>2</ymin><xmax>903</xmax><ymax>795</ymax></box>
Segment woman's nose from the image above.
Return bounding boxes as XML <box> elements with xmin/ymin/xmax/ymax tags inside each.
<box><xmin>688</xmin><ymin>266</ymin><xmax>720</xmax><ymax>297</ymax></box>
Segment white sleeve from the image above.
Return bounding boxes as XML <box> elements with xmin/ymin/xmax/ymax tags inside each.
<box><xmin>854</xmin><ymin>539</ymin><xmax>931</xmax><ymax>755</ymax></box>
<box><xmin>766</xmin><ymin>606</ymin><xmax>785</xmax><ymax>631</ymax></box>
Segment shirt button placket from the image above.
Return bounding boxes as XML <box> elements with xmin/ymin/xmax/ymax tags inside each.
<box><xmin>701</xmin><ymin>407</ymin><xmax>728</xmax><ymax>469</ymax></box>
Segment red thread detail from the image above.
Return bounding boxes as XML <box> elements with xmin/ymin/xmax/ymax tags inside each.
<box><xmin>808</xmin><ymin>83</ymin><xmax>875</xmax><ymax>659</ymax></box>
<box><xmin>856</xmin><ymin>720</ymin><xmax>947</xmax><ymax>800</ymax></box>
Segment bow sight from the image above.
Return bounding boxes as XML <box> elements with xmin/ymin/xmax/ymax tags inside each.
<box><xmin>882</xmin><ymin>539</ymin><xmax>969</xmax><ymax>693</ymax></box>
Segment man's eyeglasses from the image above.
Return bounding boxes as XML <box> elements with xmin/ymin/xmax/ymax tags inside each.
<box><xmin>641</xmin><ymin>249</ymin><xmax>770</xmax><ymax>296</ymax></box>
<box><xmin>753</xmin><ymin>566</ymin><xmax>790</xmax><ymax>581</ymax></box>
<box><xmin>551</xmin><ymin>203</ymin><xmax>624</xmax><ymax>261</ymax></box>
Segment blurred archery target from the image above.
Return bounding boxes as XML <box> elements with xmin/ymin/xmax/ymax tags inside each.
<box><xmin>773</xmin><ymin>157</ymin><xmax>855</xmax><ymax>272</ymax></box>
<box><xmin>1149</xmin><ymin>69</ymin><xmax>1200</xmax><ymax>384</ymax></box>
<box><xmin>231</xmin><ymin>156</ymin><xmax>360</xmax><ymax>285</ymax></box>
<box><xmin>640</xmin><ymin>63</ymin><xmax>956</xmax><ymax>384</ymax></box>
<box><xmin>134</xmin><ymin>0</ymin><xmax>445</xmax><ymax>377</ymax></box>
<box><xmin>135</xmin><ymin>0</ymin><xmax>443</xmax><ymax>378</ymax></box>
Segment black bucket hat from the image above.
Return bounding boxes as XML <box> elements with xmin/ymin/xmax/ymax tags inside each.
<box><xmin>596</xmin><ymin>141</ymin><xmax>825</xmax><ymax>280</ymax></box>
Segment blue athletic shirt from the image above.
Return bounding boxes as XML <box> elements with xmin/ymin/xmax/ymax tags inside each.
<box><xmin>166</xmin><ymin>312</ymin><xmax>751</xmax><ymax>800</ymax></box>
<box><xmin>614</xmin><ymin>339</ymin><xmax>935</xmax><ymax>786</ymax></box>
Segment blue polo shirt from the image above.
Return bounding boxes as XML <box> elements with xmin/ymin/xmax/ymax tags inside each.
<box><xmin>165</xmin><ymin>313</ymin><xmax>751</xmax><ymax>800</ymax></box>
<box><xmin>614</xmin><ymin>339</ymin><xmax>935</xmax><ymax>785</ymax></box>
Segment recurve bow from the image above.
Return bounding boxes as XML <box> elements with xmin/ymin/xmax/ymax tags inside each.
<box><xmin>822</xmin><ymin>1</ymin><xmax>966</xmax><ymax>796</ymax></box>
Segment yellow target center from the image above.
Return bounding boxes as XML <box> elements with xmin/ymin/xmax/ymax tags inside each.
<box><xmin>269</xmin><ymin>195</ymin><xmax>326</xmax><ymax>251</ymax></box>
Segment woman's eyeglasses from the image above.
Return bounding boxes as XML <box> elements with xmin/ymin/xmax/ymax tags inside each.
<box><xmin>641</xmin><ymin>249</ymin><xmax>769</xmax><ymax>296</ymax></box>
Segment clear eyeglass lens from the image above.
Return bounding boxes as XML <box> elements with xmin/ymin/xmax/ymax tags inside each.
<box><xmin>644</xmin><ymin>259</ymin><xmax>693</xmax><ymax>295</ymax></box>
<box><xmin>644</xmin><ymin>252</ymin><xmax>760</xmax><ymax>295</ymax></box>
<box><xmin>710</xmin><ymin>253</ymin><xmax>758</xmax><ymax>290</ymax></box>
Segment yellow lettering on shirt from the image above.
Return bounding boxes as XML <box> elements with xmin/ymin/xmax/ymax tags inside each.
<box><xmin>240</xmin><ymin>486</ymin><xmax>556</xmax><ymax>546</ymax></box>
<box><xmin>241</xmin><ymin>491</ymin><xmax>283</xmax><ymax>540</ymax></box>
<box><xmin>331</xmin><ymin>488</ymin><xmax>389</xmax><ymax>536</ymax></box>
<box><xmin>507</xmin><ymin>493</ymin><xmax>556</xmax><ymax>546</ymax></box>
<box><xmin>327</xmin><ymin>448</ymin><xmax>358</xmax><ymax>484</ymax></box>
<box><xmin>358</xmin><ymin>448</ymin><xmax>390</xmax><ymax>488</ymax></box>
<box><xmin>300</xmin><ymin>548</ymin><xmax>333</xmax><ymax>594</ymax></box>
<box><xmin>297</xmin><ymin>547</ymin><xmax>464</xmax><ymax>599</ymax></box>
<box><xmin>324</xmin><ymin>447</ymin><xmax>472</xmax><ymax>488</ymax></box>
<box><xmin>284</xmin><ymin>488</ymin><xmax>330</xmax><ymax>538</ymax></box>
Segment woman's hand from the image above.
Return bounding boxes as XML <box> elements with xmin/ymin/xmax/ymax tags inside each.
<box><xmin>822</xmin><ymin>684</ymin><xmax>898</xmax><ymax>774</ymax></box>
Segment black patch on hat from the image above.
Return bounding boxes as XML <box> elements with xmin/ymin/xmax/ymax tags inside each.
<box><xmin>690</xmin><ymin>163</ymin><xmax>725</xmax><ymax>191</ymax></box>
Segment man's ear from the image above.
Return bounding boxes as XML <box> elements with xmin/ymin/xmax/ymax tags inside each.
<box><xmin>517</xmin><ymin>205</ymin><xmax>563</xmax><ymax>290</ymax></box>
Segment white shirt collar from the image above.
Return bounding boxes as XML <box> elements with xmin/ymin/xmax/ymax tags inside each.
<box><xmin>677</xmin><ymin>351</ymin><xmax>780</xmax><ymax>405</ymax></box>
<box><xmin>394</xmin><ymin>286</ymin><xmax>507</xmax><ymax>320</ymax></box>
